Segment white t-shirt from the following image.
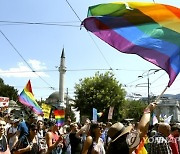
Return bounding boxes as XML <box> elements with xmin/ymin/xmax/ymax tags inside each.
<box><xmin>92</xmin><ymin>138</ymin><xmax>105</xmax><ymax>154</ymax></box>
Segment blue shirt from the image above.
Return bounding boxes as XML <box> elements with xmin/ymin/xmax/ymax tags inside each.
<box><xmin>17</xmin><ymin>121</ymin><xmax>29</xmax><ymax>139</ymax></box>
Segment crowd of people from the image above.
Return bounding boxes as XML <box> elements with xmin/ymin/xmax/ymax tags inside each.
<box><xmin>0</xmin><ymin>102</ymin><xmax>180</xmax><ymax>154</ymax></box>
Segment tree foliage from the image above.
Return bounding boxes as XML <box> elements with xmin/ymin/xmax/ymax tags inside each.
<box><xmin>120</xmin><ymin>100</ymin><xmax>147</xmax><ymax>122</ymax></box>
<box><xmin>74</xmin><ymin>72</ymin><xmax>126</xmax><ymax>122</ymax></box>
<box><xmin>0</xmin><ymin>78</ymin><xmax>18</xmax><ymax>100</ymax></box>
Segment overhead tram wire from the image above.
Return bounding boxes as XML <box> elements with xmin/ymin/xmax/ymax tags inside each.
<box><xmin>87</xmin><ymin>33</ymin><xmax>113</xmax><ymax>70</ymax></box>
<box><xmin>124</xmin><ymin>69</ymin><xmax>165</xmax><ymax>86</ymax></box>
<box><xmin>0</xmin><ymin>70</ymin><xmax>58</xmax><ymax>74</ymax></box>
<box><xmin>0</xmin><ymin>68</ymin><xmax>146</xmax><ymax>74</ymax></box>
<box><xmin>0</xmin><ymin>30</ymin><xmax>55</xmax><ymax>90</ymax></box>
<box><xmin>0</xmin><ymin>21</ymin><xmax>80</xmax><ymax>27</ymax></box>
<box><xmin>0</xmin><ymin>5</ymin><xmax>113</xmax><ymax>72</ymax></box>
<box><xmin>0</xmin><ymin>20</ymin><xmax>80</xmax><ymax>24</ymax></box>
<box><xmin>65</xmin><ymin>0</ymin><xmax>113</xmax><ymax>70</ymax></box>
<box><xmin>65</xmin><ymin>0</ymin><xmax>82</xmax><ymax>22</ymax></box>
<box><xmin>151</xmin><ymin>72</ymin><xmax>166</xmax><ymax>85</ymax></box>
<box><xmin>14</xmin><ymin>85</ymin><xmax>57</xmax><ymax>90</ymax></box>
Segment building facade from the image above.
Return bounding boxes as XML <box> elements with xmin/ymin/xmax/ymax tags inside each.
<box><xmin>154</xmin><ymin>97</ymin><xmax>180</xmax><ymax>122</ymax></box>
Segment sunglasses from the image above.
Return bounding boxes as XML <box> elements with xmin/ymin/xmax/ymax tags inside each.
<box><xmin>0</xmin><ymin>124</ymin><xmax>6</xmax><ymax>127</ymax></box>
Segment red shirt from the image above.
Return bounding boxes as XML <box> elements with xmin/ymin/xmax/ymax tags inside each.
<box><xmin>51</xmin><ymin>132</ymin><xmax>59</xmax><ymax>144</ymax></box>
<box><xmin>168</xmin><ymin>134</ymin><xmax>179</xmax><ymax>154</ymax></box>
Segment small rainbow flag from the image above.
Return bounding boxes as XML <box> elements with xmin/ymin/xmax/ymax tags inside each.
<box><xmin>97</xmin><ymin>112</ymin><xmax>103</xmax><ymax>118</ymax></box>
<box><xmin>54</xmin><ymin>109</ymin><xmax>65</xmax><ymax>126</ymax></box>
<box><xmin>19</xmin><ymin>80</ymin><xmax>43</xmax><ymax>115</ymax></box>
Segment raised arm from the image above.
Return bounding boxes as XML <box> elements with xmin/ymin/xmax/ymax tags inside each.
<box><xmin>129</xmin><ymin>102</ymin><xmax>157</xmax><ymax>153</ymax></box>
<box><xmin>138</xmin><ymin>102</ymin><xmax>157</xmax><ymax>138</ymax></box>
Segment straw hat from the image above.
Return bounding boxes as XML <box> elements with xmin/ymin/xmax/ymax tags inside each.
<box><xmin>108</xmin><ymin>122</ymin><xmax>133</xmax><ymax>142</ymax></box>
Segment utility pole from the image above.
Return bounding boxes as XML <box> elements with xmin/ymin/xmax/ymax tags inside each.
<box><xmin>58</xmin><ymin>48</ymin><xmax>66</xmax><ymax>109</ymax></box>
<box><xmin>138</xmin><ymin>69</ymin><xmax>161</xmax><ymax>104</ymax></box>
<box><xmin>147</xmin><ymin>69</ymin><xmax>161</xmax><ymax>104</ymax></box>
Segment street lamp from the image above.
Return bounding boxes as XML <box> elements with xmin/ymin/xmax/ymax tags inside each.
<box><xmin>138</xmin><ymin>69</ymin><xmax>161</xmax><ymax>104</ymax></box>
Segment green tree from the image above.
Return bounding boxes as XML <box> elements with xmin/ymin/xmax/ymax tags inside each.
<box><xmin>120</xmin><ymin>100</ymin><xmax>147</xmax><ymax>121</ymax></box>
<box><xmin>0</xmin><ymin>78</ymin><xmax>18</xmax><ymax>100</ymax></box>
<box><xmin>74</xmin><ymin>71</ymin><xmax>126</xmax><ymax>122</ymax></box>
<box><xmin>65</xmin><ymin>105</ymin><xmax>76</xmax><ymax>122</ymax></box>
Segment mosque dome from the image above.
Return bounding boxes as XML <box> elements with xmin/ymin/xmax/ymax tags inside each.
<box><xmin>46</xmin><ymin>91</ymin><xmax>59</xmax><ymax>105</ymax></box>
<box><xmin>46</xmin><ymin>91</ymin><xmax>73</xmax><ymax>105</ymax></box>
<box><xmin>48</xmin><ymin>91</ymin><xmax>59</xmax><ymax>100</ymax></box>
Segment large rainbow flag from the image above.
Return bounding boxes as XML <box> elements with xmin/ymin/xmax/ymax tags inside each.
<box><xmin>54</xmin><ymin>109</ymin><xmax>65</xmax><ymax>126</ymax></box>
<box><xmin>82</xmin><ymin>2</ymin><xmax>180</xmax><ymax>87</ymax></box>
<box><xmin>19</xmin><ymin>80</ymin><xmax>43</xmax><ymax>115</ymax></box>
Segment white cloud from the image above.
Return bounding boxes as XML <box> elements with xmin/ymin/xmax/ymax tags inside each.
<box><xmin>0</xmin><ymin>60</ymin><xmax>49</xmax><ymax>78</ymax></box>
<box><xmin>28</xmin><ymin>59</ymin><xmax>47</xmax><ymax>70</ymax></box>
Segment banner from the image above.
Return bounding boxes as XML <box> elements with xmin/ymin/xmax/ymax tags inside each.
<box><xmin>93</xmin><ymin>108</ymin><xmax>97</xmax><ymax>122</ymax></box>
<box><xmin>0</xmin><ymin>97</ymin><xmax>9</xmax><ymax>108</ymax></box>
<box><xmin>108</xmin><ymin>106</ymin><xmax>114</xmax><ymax>120</ymax></box>
<box><xmin>41</xmin><ymin>103</ymin><xmax>51</xmax><ymax>119</ymax></box>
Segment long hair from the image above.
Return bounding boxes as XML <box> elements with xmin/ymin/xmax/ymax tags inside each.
<box><xmin>89</xmin><ymin>123</ymin><xmax>99</xmax><ymax>139</ymax></box>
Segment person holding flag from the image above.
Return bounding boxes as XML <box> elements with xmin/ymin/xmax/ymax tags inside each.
<box><xmin>45</xmin><ymin>119</ymin><xmax>64</xmax><ymax>154</ymax></box>
<box><xmin>106</xmin><ymin>102</ymin><xmax>157</xmax><ymax>154</ymax></box>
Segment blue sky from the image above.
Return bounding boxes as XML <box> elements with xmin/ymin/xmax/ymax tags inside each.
<box><xmin>1</xmin><ymin>0</ymin><xmax>180</xmax><ymax>101</ymax></box>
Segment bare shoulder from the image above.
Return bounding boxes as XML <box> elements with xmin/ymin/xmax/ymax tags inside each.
<box><xmin>85</xmin><ymin>136</ymin><xmax>93</xmax><ymax>144</ymax></box>
<box><xmin>82</xmin><ymin>136</ymin><xmax>93</xmax><ymax>154</ymax></box>
<box><xmin>46</xmin><ymin>132</ymin><xmax>52</xmax><ymax>138</ymax></box>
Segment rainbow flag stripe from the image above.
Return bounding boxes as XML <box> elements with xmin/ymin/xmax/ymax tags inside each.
<box><xmin>19</xmin><ymin>80</ymin><xmax>43</xmax><ymax>115</ymax></box>
<box><xmin>97</xmin><ymin>112</ymin><xmax>103</xmax><ymax>118</ymax></box>
<box><xmin>82</xmin><ymin>2</ymin><xmax>180</xmax><ymax>87</ymax></box>
<box><xmin>54</xmin><ymin>109</ymin><xmax>65</xmax><ymax>126</ymax></box>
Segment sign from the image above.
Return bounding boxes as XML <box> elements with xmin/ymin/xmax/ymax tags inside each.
<box><xmin>108</xmin><ymin>106</ymin><xmax>114</xmax><ymax>120</ymax></box>
<box><xmin>93</xmin><ymin>108</ymin><xmax>97</xmax><ymax>122</ymax></box>
<box><xmin>41</xmin><ymin>103</ymin><xmax>51</xmax><ymax>119</ymax></box>
<box><xmin>0</xmin><ymin>97</ymin><xmax>9</xmax><ymax>107</ymax></box>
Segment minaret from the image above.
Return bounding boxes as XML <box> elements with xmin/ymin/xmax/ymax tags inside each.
<box><xmin>58</xmin><ymin>48</ymin><xmax>66</xmax><ymax>109</ymax></box>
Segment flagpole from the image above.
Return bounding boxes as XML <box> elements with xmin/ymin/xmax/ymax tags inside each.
<box><xmin>155</xmin><ymin>86</ymin><xmax>168</xmax><ymax>104</ymax></box>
